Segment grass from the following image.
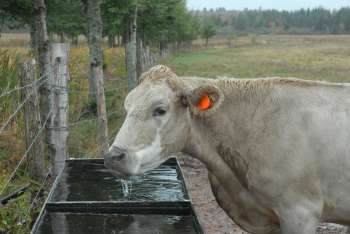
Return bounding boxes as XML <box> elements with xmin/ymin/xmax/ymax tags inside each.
<box><xmin>0</xmin><ymin>43</ymin><xmax>129</xmax><ymax>233</ymax></box>
<box><xmin>165</xmin><ymin>35</ymin><xmax>350</xmax><ymax>83</ymax></box>
<box><xmin>1</xmin><ymin>34</ymin><xmax>350</xmax><ymax>233</ymax></box>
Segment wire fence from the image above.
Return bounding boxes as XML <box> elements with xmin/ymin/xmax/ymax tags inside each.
<box><xmin>0</xmin><ymin>80</ymin><xmax>49</xmax><ymax>134</ymax></box>
<box><xmin>0</xmin><ymin>58</ymin><xmax>54</xmax><ymax>208</ymax></box>
<box><xmin>0</xmin><ymin>74</ymin><xmax>48</xmax><ymax>99</ymax></box>
<box><xmin>0</xmin><ymin>109</ymin><xmax>52</xmax><ymax>196</ymax></box>
<box><xmin>0</xmin><ymin>41</ymin><xmax>159</xmax><ymax>233</ymax></box>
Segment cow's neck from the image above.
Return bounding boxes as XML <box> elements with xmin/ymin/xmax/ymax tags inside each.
<box><xmin>183</xmin><ymin>112</ymin><xmax>250</xmax><ymax>191</ymax></box>
<box><xmin>182</xmin><ymin>87</ymin><xmax>265</xmax><ymax>190</ymax></box>
<box><xmin>183</xmin><ymin>124</ymin><xmax>239</xmax><ymax>194</ymax></box>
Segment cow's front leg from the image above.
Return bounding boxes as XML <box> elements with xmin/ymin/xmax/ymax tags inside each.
<box><xmin>277</xmin><ymin>205</ymin><xmax>321</xmax><ymax>234</ymax></box>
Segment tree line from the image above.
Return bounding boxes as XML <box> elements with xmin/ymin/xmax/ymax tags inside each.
<box><xmin>198</xmin><ymin>7</ymin><xmax>350</xmax><ymax>35</ymax></box>
<box><xmin>0</xmin><ymin>0</ymin><xmax>212</xmax><ymax>49</ymax></box>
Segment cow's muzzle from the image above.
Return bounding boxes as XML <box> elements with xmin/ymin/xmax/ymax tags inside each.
<box><xmin>104</xmin><ymin>146</ymin><xmax>128</xmax><ymax>172</ymax></box>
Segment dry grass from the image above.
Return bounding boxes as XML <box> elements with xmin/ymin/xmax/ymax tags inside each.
<box><xmin>165</xmin><ymin>35</ymin><xmax>350</xmax><ymax>83</ymax></box>
<box><xmin>0</xmin><ymin>33</ymin><xmax>30</xmax><ymax>48</ymax></box>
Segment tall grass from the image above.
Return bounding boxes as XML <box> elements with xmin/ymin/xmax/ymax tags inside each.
<box><xmin>0</xmin><ymin>45</ymin><xmax>128</xmax><ymax>233</ymax></box>
<box><xmin>0</xmin><ymin>49</ymin><xmax>30</xmax><ymax>234</ymax></box>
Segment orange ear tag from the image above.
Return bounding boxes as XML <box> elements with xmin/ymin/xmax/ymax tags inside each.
<box><xmin>197</xmin><ymin>94</ymin><xmax>211</xmax><ymax>111</ymax></box>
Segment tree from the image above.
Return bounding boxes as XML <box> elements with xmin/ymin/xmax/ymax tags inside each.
<box><xmin>125</xmin><ymin>1</ymin><xmax>138</xmax><ymax>90</ymax></box>
<box><xmin>0</xmin><ymin>0</ymin><xmax>36</xmax><ymax>48</ymax></box>
<box><xmin>86</xmin><ymin>0</ymin><xmax>109</xmax><ymax>156</ymax></box>
<box><xmin>46</xmin><ymin>0</ymin><xmax>86</xmax><ymax>43</ymax></box>
<box><xmin>201</xmin><ymin>23</ymin><xmax>216</xmax><ymax>47</ymax></box>
<box><xmin>101</xmin><ymin>0</ymin><xmax>129</xmax><ymax>47</ymax></box>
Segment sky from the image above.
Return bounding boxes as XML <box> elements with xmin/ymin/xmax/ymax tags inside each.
<box><xmin>186</xmin><ymin>0</ymin><xmax>350</xmax><ymax>11</ymax></box>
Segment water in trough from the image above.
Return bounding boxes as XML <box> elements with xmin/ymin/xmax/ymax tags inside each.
<box><xmin>32</xmin><ymin>159</ymin><xmax>203</xmax><ymax>234</ymax></box>
<box><xmin>50</xmin><ymin>160</ymin><xmax>187</xmax><ymax>202</ymax></box>
<box><xmin>36</xmin><ymin>212</ymin><xmax>198</xmax><ymax>234</ymax></box>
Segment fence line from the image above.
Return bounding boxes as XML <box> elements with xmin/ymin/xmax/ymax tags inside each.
<box><xmin>0</xmin><ymin>110</ymin><xmax>52</xmax><ymax>196</ymax></box>
<box><xmin>69</xmin><ymin>110</ymin><xmax>120</xmax><ymax>127</ymax></box>
<box><xmin>0</xmin><ymin>74</ymin><xmax>48</xmax><ymax>99</ymax></box>
<box><xmin>0</xmin><ymin>78</ymin><xmax>48</xmax><ymax>134</ymax></box>
<box><xmin>0</xmin><ymin>77</ymin><xmax>45</xmax><ymax>134</ymax></box>
<box><xmin>1</xmin><ymin>40</ymin><xmax>163</xmax><ymax>201</ymax></box>
<box><xmin>0</xmin><ymin>93</ymin><xmax>35</xmax><ymax>133</ymax></box>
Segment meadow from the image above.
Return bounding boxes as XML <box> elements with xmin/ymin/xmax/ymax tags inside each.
<box><xmin>1</xmin><ymin>34</ymin><xmax>350</xmax><ymax>233</ymax></box>
<box><xmin>165</xmin><ymin>35</ymin><xmax>350</xmax><ymax>82</ymax></box>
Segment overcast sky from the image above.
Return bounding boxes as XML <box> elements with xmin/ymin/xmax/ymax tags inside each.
<box><xmin>187</xmin><ymin>0</ymin><xmax>350</xmax><ymax>11</ymax></box>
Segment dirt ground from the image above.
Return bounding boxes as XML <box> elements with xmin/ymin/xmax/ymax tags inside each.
<box><xmin>179</xmin><ymin>156</ymin><xmax>349</xmax><ymax>234</ymax></box>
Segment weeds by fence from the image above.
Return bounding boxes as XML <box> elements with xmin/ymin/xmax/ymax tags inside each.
<box><xmin>0</xmin><ymin>109</ymin><xmax>52</xmax><ymax>196</ymax></box>
<box><xmin>0</xmin><ymin>40</ymin><xmax>167</xmax><ymax>233</ymax></box>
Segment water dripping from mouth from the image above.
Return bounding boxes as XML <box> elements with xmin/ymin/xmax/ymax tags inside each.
<box><xmin>120</xmin><ymin>179</ymin><xmax>131</xmax><ymax>199</ymax></box>
<box><xmin>120</xmin><ymin>177</ymin><xmax>134</xmax><ymax>200</ymax></box>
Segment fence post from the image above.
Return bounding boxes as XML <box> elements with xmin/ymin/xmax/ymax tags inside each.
<box><xmin>49</xmin><ymin>43</ymin><xmax>69</xmax><ymax>177</ymax></box>
<box><xmin>20</xmin><ymin>59</ymin><xmax>45</xmax><ymax>181</ymax></box>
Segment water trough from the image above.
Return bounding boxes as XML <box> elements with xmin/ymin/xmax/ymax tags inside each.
<box><xmin>31</xmin><ymin>158</ymin><xmax>203</xmax><ymax>234</ymax></box>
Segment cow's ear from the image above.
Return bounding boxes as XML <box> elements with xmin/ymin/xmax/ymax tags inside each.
<box><xmin>185</xmin><ymin>84</ymin><xmax>224</xmax><ymax>116</ymax></box>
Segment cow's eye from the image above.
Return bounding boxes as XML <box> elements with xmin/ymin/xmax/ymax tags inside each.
<box><xmin>153</xmin><ymin>107</ymin><xmax>167</xmax><ymax>117</ymax></box>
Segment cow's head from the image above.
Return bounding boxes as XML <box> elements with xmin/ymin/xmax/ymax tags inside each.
<box><xmin>104</xmin><ymin>65</ymin><xmax>224</xmax><ymax>177</ymax></box>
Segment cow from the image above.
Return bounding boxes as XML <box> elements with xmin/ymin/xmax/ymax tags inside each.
<box><xmin>104</xmin><ymin>65</ymin><xmax>350</xmax><ymax>234</ymax></box>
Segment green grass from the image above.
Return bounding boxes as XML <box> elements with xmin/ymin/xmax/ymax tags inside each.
<box><xmin>165</xmin><ymin>35</ymin><xmax>350</xmax><ymax>83</ymax></box>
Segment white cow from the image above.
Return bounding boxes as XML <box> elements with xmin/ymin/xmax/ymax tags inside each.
<box><xmin>105</xmin><ymin>65</ymin><xmax>350</xmax><ymax>234</ymax></box>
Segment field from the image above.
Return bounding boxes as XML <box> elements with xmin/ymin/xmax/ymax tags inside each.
<box><xmin>165</xmin><ymin>35</ymin><xmax>350</xmax><ymax>82</ymax></box>
<box><xmin>1</xmin><ymin>34</ymin><xmax>350</xmax><ymax>233</ymax></box>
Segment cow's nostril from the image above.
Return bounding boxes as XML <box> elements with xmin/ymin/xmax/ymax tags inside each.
<box><xmin>108</xmin><ymin>146</ymin><xmax>128</xmax><ymax>162</ymax></box>
<box><xmin>113</xmin><ymin>152</ymin><xmax>125</xmax><ymax>161</ymax></box>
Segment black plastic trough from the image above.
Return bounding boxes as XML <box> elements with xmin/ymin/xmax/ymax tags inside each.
<box><xmin>31</xmin><ymin>158</ymin><xmax>203</xmax><ymax>234</ymax></box>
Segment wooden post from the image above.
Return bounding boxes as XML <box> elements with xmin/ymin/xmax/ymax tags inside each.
<box><xmin>49</xmin><ymin>43</ymin><xmax>69</xmax><ymax>177</ymax></box>
<box><xmin>20</xmin><ymin>59</ymin><xmax>45</xmax><ymax>181</ymax></box>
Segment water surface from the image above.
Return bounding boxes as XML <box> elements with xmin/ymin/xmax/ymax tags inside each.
<box><xmin>51</xmin><ymin>160</ymin><xmax>187</xmax><ymax>202</ymax></box>
<box><xmin>36</xmin><ymin>212</ymin><xmax>198</xmax><ymax>234</ymax></box>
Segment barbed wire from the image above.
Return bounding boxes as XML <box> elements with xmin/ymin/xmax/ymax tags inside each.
<box><xmin>65</xmin><ymin>87</ymin><xmax>126</xmax><ymax>94</ymax></box>
<box><xmin>0</xmin><ymin>78</ymin><xmax>48</xmax><ymax>134</ymax></box>
<box><xmin>0</xmin><ymin>49</ymin><xmax>56</xmax><ymax>98</ymax></box>
<box><xmin>69</xmin><ymin>110</ymin><xmax>120</xmax><ymax>127</ymax></box>
<box><xmin>0</xmin><ymin>110</ymin><xmax>53</xmax><ymax>196</ymax></box>
<box><xmin>0</xmin><ymin>72</ymin><xmax>49</xmax><ymax>99</ymax></box>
